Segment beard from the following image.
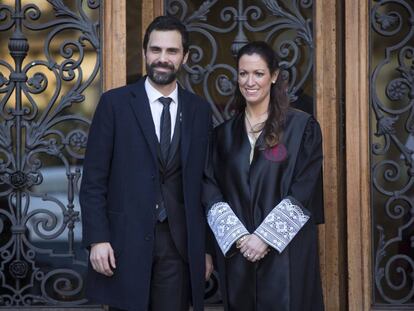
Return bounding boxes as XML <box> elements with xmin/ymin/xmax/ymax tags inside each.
<box><xmin>146</xmin><ymin>61</ymin><xmax>179</xmax><ymax>85</ymax></box>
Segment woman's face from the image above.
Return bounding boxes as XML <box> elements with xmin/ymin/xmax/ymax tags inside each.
<box><xmin>238</xmin><ymin>53</ymin><xmax>278</xmax><ymax>108</ymax></box>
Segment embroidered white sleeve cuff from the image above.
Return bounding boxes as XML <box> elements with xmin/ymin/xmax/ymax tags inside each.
<box><xmin>207</xmin><ymin>202</ymin><xmax>249</xmax><ymax>255</ymax></box>
<box><xmin>254</xmin><ymin>198</ymin><xmax>310</xmax><ymax>253</ymax></box>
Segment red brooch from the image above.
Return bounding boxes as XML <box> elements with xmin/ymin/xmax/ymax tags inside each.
<box><xmin>264</xmin><ymin>144</ymin><xmax>288</xmax><ymax>162</ymax></box>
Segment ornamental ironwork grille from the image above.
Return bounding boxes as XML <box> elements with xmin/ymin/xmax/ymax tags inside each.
<box><xmin>0</xmin><ymin>0</ymin><xmax>101</xmax><ymax>307</ymax></box>
<box><xmin>165</xmin><ymin>0</ymin><xmax>315</xmax><ymax>305</ymax></box>
<box><xmin>370</xmin><ymin>0</ymin><xmax>414</xmax><ymax>306</ymax></box>
<box><xmin>165</xmin><ymin>0</ymin><xmax>315</xmax><ymax>127</ymax></box>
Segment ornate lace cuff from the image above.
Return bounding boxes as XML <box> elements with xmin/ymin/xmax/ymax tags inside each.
<box><xmin>207</xmin><ymin>202</ymin><xmax>249</xmax><ymax>255</ymax></box>
<box><xmin>254</xmin><ymin>198</ymin><xmax>310</xmax><ymax>253</ymax></box>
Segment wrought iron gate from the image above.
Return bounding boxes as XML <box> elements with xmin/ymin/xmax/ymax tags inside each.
<box><xmin>370</xmin><ymin>0</ymin><xmax>414</xmax><ymax>307</ymax></box>
<box><xmin>0</xmin><ymin>0</ymin><xmax>101</xmax><ymax>307</ymax></box>
<box><xmin>0</xmin><ymin>0</ymin><xmax>317</xmax><ymax>307</ymax></box>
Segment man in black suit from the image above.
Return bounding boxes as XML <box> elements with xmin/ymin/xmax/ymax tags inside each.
<box><xmin>80</xmin><ymin>16</ymin><xmax>214</xmax><ymax>311</ymax></box>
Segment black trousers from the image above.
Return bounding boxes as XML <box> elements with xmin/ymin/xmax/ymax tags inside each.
<box><xmin>110</xmin><ymin>221</ymin><xmax>190</xmax><ymax>311</ymax></box>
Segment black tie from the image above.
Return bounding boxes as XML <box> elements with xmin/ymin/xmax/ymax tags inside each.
<box><xmin>159</xmin><ymin>97</ymin><xmax>172</xmax><ymax>163</ymax></box>
<box><xmin>156</xmin><ymin>97</ymin><xmax>172</xmax><ymax>222</ymax></box>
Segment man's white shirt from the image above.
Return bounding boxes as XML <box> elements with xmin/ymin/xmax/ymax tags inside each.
<box><xmin>145</xmin><ymin>77</ymin><xmax>178</xmax><ymax>142</ymax></box>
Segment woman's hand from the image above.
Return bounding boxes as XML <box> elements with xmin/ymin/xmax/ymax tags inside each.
<box><xmin>238</xmin><ymin>234</ymin><xmax>270</xmax><ymax>262</ymax></box>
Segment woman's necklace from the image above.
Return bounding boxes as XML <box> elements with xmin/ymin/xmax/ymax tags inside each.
<box><xmin>245</xmin><ymin>111</ymin><xmax>267</xmax><ymax>142</ymax></box>
<box><xmin>245</xmin><ymin>110</ymin><xmax>267</xmax><ymax>163</ymax></box>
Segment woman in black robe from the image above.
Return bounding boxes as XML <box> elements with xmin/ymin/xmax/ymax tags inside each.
<box><xmin>203</xmin><ymin>41</ymin><xmax>324</xmax><ymax>311</ymax></box>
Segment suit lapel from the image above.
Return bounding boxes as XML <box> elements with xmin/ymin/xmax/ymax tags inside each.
<box><xmin>128</xmin><ymin>78</ymin><xmax>158</xmax><ymax>165</ymax></box>
<box><xmin>179</xmin><ymin>87</ymin><xmax>196</xmax><ymax>169</ymax></box>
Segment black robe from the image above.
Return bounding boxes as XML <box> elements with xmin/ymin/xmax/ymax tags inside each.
<box><xmin>203</xmin><ymin>108</ymin><xmax>324</xmax><ymax>311</ymax></box>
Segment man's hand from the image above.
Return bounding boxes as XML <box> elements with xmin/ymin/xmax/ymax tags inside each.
<box><xmin>238</xmin><ymin>234</ymin><xmax>269</xmax><ymax>262</ymax></box>
<box><xmin>90</xmin><ymin>242</ymin><xmax>116</xmax><ymax>276</ymax></box>
<box><xmin>205</xmin><ymin>254</ymin><xmax>214</xmax><ymax>281</ymax></box>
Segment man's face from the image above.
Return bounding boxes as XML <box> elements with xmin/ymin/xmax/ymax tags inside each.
<box><xmin>145</xmin><ymin>30</ymin><xmax>188</xmax><ymax>85</ymax></box>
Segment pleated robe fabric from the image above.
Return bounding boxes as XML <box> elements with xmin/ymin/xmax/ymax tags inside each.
<box><xmin>203</xmin><ymin>108</ymin><xmax>325</xmax><ymax>311</ymax></box>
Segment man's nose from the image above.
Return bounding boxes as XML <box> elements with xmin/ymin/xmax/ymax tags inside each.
<box><xmin>158</xmin><ymin>50</ymin><xmax>167</xmax><ymax>62</ymax></box>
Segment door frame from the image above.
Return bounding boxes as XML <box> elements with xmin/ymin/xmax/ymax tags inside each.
<box><xmin>345</xmin><ymin>0</ymin><xmax>372</xmax><ymax>310</ymax></box>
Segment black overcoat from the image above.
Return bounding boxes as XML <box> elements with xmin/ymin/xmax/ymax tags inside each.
<box><xmin>80</xmin><ymin>78</ymin><xmax>211</xmax><ymax>311</ymax></box>
<box><xmin>203</xmin><ymin>109</ymin><xmax>324</xmax><ymax>311</ymax></box>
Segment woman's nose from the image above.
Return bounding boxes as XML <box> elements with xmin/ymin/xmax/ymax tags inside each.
<box><xmin>246</xmin><ymin>75</ymin><xmax>255</xmax><ymax>86</ymax></box>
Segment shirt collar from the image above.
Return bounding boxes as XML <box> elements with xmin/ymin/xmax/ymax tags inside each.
<box><xmin>145</xmin><ymin>77</ymin><xmax>178</xmax><ymax>105</ymax></box>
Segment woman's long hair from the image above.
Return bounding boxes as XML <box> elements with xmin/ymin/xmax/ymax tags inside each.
<box><xmin>232</xmin><ymin>41</ymin><xmax>289</xmax><ymax>148</ymax></box>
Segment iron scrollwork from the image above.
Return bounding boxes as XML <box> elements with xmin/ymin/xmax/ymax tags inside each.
<box><xmin>0</xmin><ymin>0</ymin><xmax>100</xmax><ymax>306</ymax></box>
<box><xmin>166</xmin><ymin>0</ymin><xmax>314</xmax><ymax>125</ymax></box>
<box><xmin>371</xmin><ymin>0</ymin><xmax>414</xmax><ymax>305</ymax></box>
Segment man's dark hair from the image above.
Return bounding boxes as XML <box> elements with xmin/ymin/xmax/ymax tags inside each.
<box><xmin>143</xmin><ymin>15</ymin><xmax>189</xmax><ymax>55</ymax></box>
